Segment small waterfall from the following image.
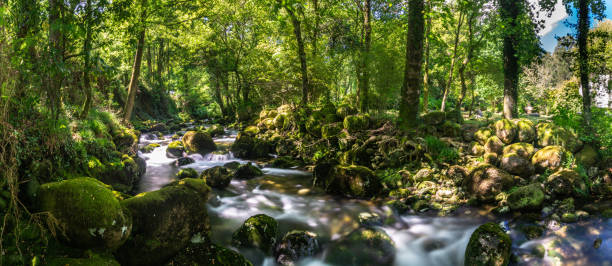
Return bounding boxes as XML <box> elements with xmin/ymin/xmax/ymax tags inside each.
<box><xmin>201</xmin><ymin>152</ymin><xmax>235</xmax><ymax>162</ymax></box>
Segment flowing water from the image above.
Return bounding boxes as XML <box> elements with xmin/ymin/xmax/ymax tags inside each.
<box><xmin>137</xmin><ymin>129</ymin><xmax>612</xmax><ymax>266</ymax></box>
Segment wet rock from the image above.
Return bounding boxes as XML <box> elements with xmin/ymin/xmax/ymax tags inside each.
<box><xmin>182</xmin><ymin>130</ymin><xmax>217</xmax><ymax>154</ymax></box>
<box><xmin>314</xmin><ymin>163</ymin><xmax>382</xmax><ymax>199</ymax></box>
<box><xmin>233</xmin><ymin>162</ymin><xmax>263</xmax><ymax>180</ymax></box>
<box><xmin>140</xmin><ymin>143</ymin><xmax>160</xmax><ymax>153</ymax></box>
<box><xmin>36</xmin><ymin>178</ymin><xmax>131</xmax><ymax>249</ymax></box>
<box><xmin>113</xmin><ymin>128</ymin><xmax>140</xmax><ymax>156</ymax></box>
<box><xmin>576</xmin><ymin>145</ymin><xmax>600</xmax><ymax>167</ymax></box>
<box><xmin>232</xmin><ymin>214</ymin><xmax>278</xmax><ymax>254</ymax></box>
<box><xmin>502</xmin><ymin>143</ymin><xmax>535</xmax><ymax>159</ymax></box>
<box><xmin>358</xmin><ymin>212</ymin><xmax>383</xmax><ymax>227</ymax></box>
<box><xmin>175</xmin><ymin>157</ymin><xmax>195</xmax><ymax>167</ymax></box>
<box><xmin>325</xmin><ymin>227</ymin><xmax>396</xmax><ymax>266</ymax></box>
<box><xmin>513</xmin><ymin>119</ymin><xmax>536</xmax><ymax>143</ymax></box>
<box><xmin>224</xmin><ymin>161</ymin><xmax>241</xmax><ymax>170</ymax></box>
<box><xmin>536</xmin><ymin>123</ymin><xmax>583</xmax><ymax>153</ymax></box>
<box><xmin>176</xmin><ymin>168</ymin><xmax>198</xmax><ymax>179</ymax></box>
<box><xmin>206</xmin><ymin>124</ymin><xmax>225</xmax><ymax>137</ymax></box>
<box><xmin>519</xmin><ymin>225</ymin><xmax>544</xmax><ymax>240</ymax></box>
<box><xmin>507</xmin><ymin>184</ymin><xmax>545</xmax><ymax>211</ymax></box>
<box><xmin>485</xmin><ymin>136</ymin><xmax>504</xmax><ymax>155</ymax></box>
<box><xmin>500</xmin><ymin>153</ymin><xmax>535</xmax><ymax>177</ymax></box>
<box><xmin>269</xmin><ymin>156</ymin><xmax>300</xmax><ymax>168</ymax></box>
<box><xmin>201</xmin><ymin>166</ymin><xmax>233</xmax><ymax>189</ymax></box>
<box><xmin>495</xmin><ymin>119</ymin><xmax>517</xmax><ymax>144</ymax></box>
<box><xmin>169</xmin><ymin>242</ymin><xmax>253</xmax><ymax>266</ymax></box>
<box><xmin>475</xmin><ymin>128</ymin><xmax>493</xmax><ymax>145</ymax></box>
<box><xmin>343</xmin><ymin>114</ymin><xmax>370</xmax><ymax>133</ymax></box>
<box><xmin>421</xmin><ymin>111</ymin><xmax>446</xmax><ymax>126</ymax></box>
<box><xmin>544</xmin><ymin>169</ymin><xmax>587</xmax><ymax>198</ymax></box>
<box><xmin>90</xmin><ymin>154</ymin><xmax>142</xmax><ymax>193</ymax></box>
<box><xmin>117</xmin><ymin>179</ymin><xmax>211</xmax><ymax>266</ymax></box>
<box><xmin>532</xmin><ymin>146</ymin><xmax>567</xmax><ymax>173</ymax></box>
<box><xmin>465</xmin><ymin>222</ymin><xmax>511</xmax><ymax>266</ymax></box>
<box><xmin>275</xmin><ymin>230</ymin><xmax>319</xmax><ymax>266</ymax></box>
<box><xmin>166</xmin><ymin>141</ymin><xmax>185</xmax><ymax>158</ymax></box>
<box><xmin>231</xmin><ymin>130</ymin><xmax>271</xmax><ymax>159</ymax></box>
<box><xmin>464</xmin><ymin>164</ymin><xmax>514</xmax><ymax>201</ymax></box>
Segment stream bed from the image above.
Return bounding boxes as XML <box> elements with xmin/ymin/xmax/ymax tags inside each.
<box><xmin>137</xmin><ymin>129</ymin><xmax>612</xmax><ymax>266</ymax></box>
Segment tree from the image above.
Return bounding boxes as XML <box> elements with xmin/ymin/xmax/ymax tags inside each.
<box><xmin>357</xmin><ymin>0</ymin><xmax>372</xmax><ymax>113</ymax></box>
<box><xmin>399</xmin><ymin>0</ymin><xmax>425</xmax><ymax>129</ymax></box>
<box><xmin>440</xmin><ymin>2</ymin><xmax>465</xmax><ymax>112</ymax></box>
<box><xmin>278</xmin><ymin>0</ymin><xmax>310</xmax><ymax>106</ymax></box>
<box><xmin>500</xmin><ymin>0</ymin><xmax>521</xmax><ymax>119</ymax></box>
<box><xmin>123</xmin><ymin>0</ymin><xmax>148</xmax><ymax>122</ymax></box>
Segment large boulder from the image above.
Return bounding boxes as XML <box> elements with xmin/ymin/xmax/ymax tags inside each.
<box><xmin>116</xmin><ymin>179</ymin><xmax>211</xmax><ymax>265</ymax></box>
<box><xmin>507</xmin><ymin>184</ymin><xmax>545</xmax><ymax>211</ymax></box>
<box><xmin>166</xmin><ymin>141</ymin><xmax>185</xmax><ymax>158</ymax></box>
<box><xmin>421</xmin><ymin>111</ymin><xmax>446</xmax><ymax>126</ymax></box>
<box><xmin>485</xmin><ymin>136</ymin><xmax>504</xmax><ymax>155</ymax></box>
<box><xmin>314</xmin><ymin>163</ymin><xmax>382</xmax><ymax>199</ymax></box>
<box><xmin>343</xmin><ymin>114</ymin><xmax>370</xmax><ymax>133</ymax></box>
<box><xmin>88</xmin><ymin>154</ymin><xmax>143</xmax><ymax>193</ymax></box>
<box><xmin>169</xmin><ymin>242</ymin><xmax>253</xmax><ymax>266</ymax></box>
<box><xmin>514</xmin><ymin>119</ymin><xmax>536</xmax><ymax>143</ymax></box>
<box><xmin>275</xmin><ymin>230</ymin><xmax>320</xmax><ymax>266</ymax></box>
<box><xmin>471</xmin><ymin>142</ymin><xmax>485</xmax><ymax>156</ymax></box>
<box><xmin>544</xmin><ymin>169</ymin><xmax>587</xmax><ymax>198</ymax></box>
<box><xmin>201</xmin><ymin>166</ymin><xmax>233</xmax><ymax>188</ymax></box>
<box><xmin>233</xmin><ymin>163</ymin><xmax>263</xmax><ymax>180</ymax></box>
<box><xmin>37</xmin><ymin>178</ymin><xmax>131</xmax><ymax>250</ymax></box>
<box><xmin>500</xmin><ymin>153</ymin><xmax>535</xmax><ymax>177</ymax></box>
<box><xmin>536</xmin><ymin>123</ymin><xmax>583</xmax><ymax>153</ymax></box>
<box><xmin>232</xmin><ymin>214</ymin><xmax>278</xmax><ymax>254</ymax></box>
<box><xmin>495</xmin><ymin>119</ymin><xmax>517</xmax><ymax>144</ymax></box>
<box><xmin>322</xmin><ymin>123</ymin><xmax>343</xmax><ymax>139</ymax></box>
<box><xmin>231</xmin><ymin>129</ymin><xmax>271</xmax><ymax>159</ymax></box>
<box><xmin>463</xmin><ymin>164</ymin><xmax>514</xmax><ymax>201</ymax></box>
<box><xmin>206</xmin><ymin>124</ymin><xmax>225</xmax><ymax>138</ymax></box>
<box><xmin>176</xmin><ymin>168</ymin><xmax>198</xmax><ymax>179</ymax></box>
<box><xmin>325</xmin><ymin>227</ymin><xmax>396</xmax><ymax>266</ymax></box>
<box><xmin>576</xmin><ymin>145</ymin><xmax>600</xmax><ymax>167</ymax></box>
<box><xmin>532</xmin><ymin>146</ymin><xmax>567</xmax><ymax>173</ymax></box>
<box><xmin>464</xmin><ymin>222</ymin><xmax>512</xmax><ymax>266</ymax></box>
<box><xmin>182</xmin><ymin>130</ymin><xmax>217</xmax><ymax>154</ymax></box>
<box><xmin>502</xmin><ymin>143</ymin><xmax>534</xmax><ymax>159</ymax></box>
<box><xmin>475</xmin><ymin>128</ymin><xmax>493</xmax><ymax>145</ymax></box>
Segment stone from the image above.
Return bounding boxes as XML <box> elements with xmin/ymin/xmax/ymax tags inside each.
<box><xmin>532</xmin><ymin>146</ymin><xmax>567</xmax><ymax>173</ymax></box>
<box><xmin>343</xmin><ymin>114</ymin><xmax>370</xmax><ymax>133</ymax></box>
<box><xmin>175</xmin><ymin>157</ymin><xmax>195</xmax><ymax>167</ymax></box>
<box><xmin>500</xmin><ymin>153</ymin><xmax>535</xmax><ymax>177</ymax></box>
<box><xmin>201</xmin><ymin>166</ymin><xmax>233</xmax><ymax>189</ymax></box>
<box><xmin>421</xmin><ymin>111</ymin><xmax>446</xmax><ymax>126</ymax></box>
<box><xmin>485</xmin><ymin>136</ymin><xmax>504</xmax><ymax>155</ymax></box>
<box><xmin>464</xmin><ymin>164</ymin><xmax>514</xmax><ymax>201</ymax></box>
<box><xmin>475</xmin><ymin>128</ymin><xmax>493</xmax><ymax>145</ymax></box>
<box><xmin>514</xmin><ymin>119</ymin><xmax>536</xmax><ymax>143</ymax></box>
<box><xmin>507</xmin><ymin>184</ymin><xmax>545</xmax><ymax>210</ymax></box>
<box><xmin>166</xmin><ymin>141</ymin><xmax>185</xmax><ymax>158</ymax></box>
<box><xmin>502</xmin><ymin>143</ymin><xmax>535</xmax><ymax>159</ymax></box>
<box><xmin>314</xmin><ymin>163</ymin><xmax>382</xmax><ymax>199</ymax></box>
<box><xmin>176</xmin><ymin>168</ymin><xmax>198</xmax><ymax>179</ymax></box>
<box><xmin>206</xmin><ymin>124</ymin><xmax>225</xmax><ymax>137</ymax></box>
<box><xmin>233</xmin><ymin>162</ymin><xmax>263</xmax><ymax>180</ymax></box>
<box><xmin>495</xmin><ymin>119</ymin><xmax>517</xmax><ymax>144</ymax></box>
<box><xmin>322</xmin><ymin>123</ymin><xmax>343</xmax><ymax>139</ymax></box>
<box><xmin>484</xmin><ymin>153</ymin><xmax>499</xmax><ymax>166</ymax></box>
<box><xmin>575</xmin><ymin>145</ymin><xmax>600</xmax><ymax>167</ymax></box>
<box><xmin>471</xmin><ymin>142</ymin><xmax>485</xmax><ymax>156</ymax></box>
<box><xmin>232</xmin><ymin>214</ymin><xmax>278</xmax><ymax>254</ymax></box>
<box><xmin>182</xmin><ymin>131</ymin><xmax>216</xmax><ymax>154</ymax></box>
<box><xmin>275</xmin><ymin>230</ymin><xmax>319</xmax><ymax>266</ymax></box>
<box><xmin>536</xmin><ymin>123</ymin><xmax>583</xmax><ymax>153</ymax></box>
<box><xmin>325</xmin><ymin>227</ymin><xmax>396</xmax><ymax>266</ymax></box>
<box><xmin>544</xmin><ymin>169</ymin><xmax>587</xmax><ymax>198</ymax></box>
<box><xmin>465</xmin><ymin>222</ymin><xmax>511</xmax><ymax>266</ymax></box>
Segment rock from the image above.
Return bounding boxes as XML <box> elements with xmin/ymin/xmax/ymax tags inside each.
<box><xmin>507</xmin><ymin>184</ymin><xmax>545</xmax><ymax>210</ymax></box>
<box><xmin>166</xmin><ymin>141</ymin><xmax>185</xmax><ymax>158</ymax></box>
<box><xmin>514</xmin><ymin>119</ymin><xmax>536</xmax><ymax>143</ymax></box>
<box><xmin>182</xmin><ymin>131</ymin><xmax>216</xmax><ymax>154</ymax></box>
<box><xmin>322</xmin><ymin>123</ymin><xmax>343</xmax><ymax>139</ymax></box>
<box><xmin>275</xmin><ymin>230</ymin><xmax>319</xmax><ymax>266</ymax></box>
<box><xmin>463</xmin><ymin>164</ymin><xmax>514</xmax><ymax>201</ymax></box>
<box><xmin>140</xmin><ymin>143</ymin><xmax>160</xmax><ymax>153</ymax></box>
<box><xmin>520</xmin><ymin>225</ymin><xmax>544</xmax><ymax>240</ymax></box>
<box><xmin>337</xmin><ymin>104</ymin><xmax>357</xmax><ymax>118</ymax></box>
<box><xmin>207</xmin><ymin>124</ymin><xmax>225</xmax><ymax>137</ymax></box>
<box><xmin>314</xmin><ymin>163</ymin><xmax>382</xmax><ymax>198</ymax></box>
<box><xmin>358</xmin><ymin>212</ymin><xmax>383</xmax><ymax>227</ymax></box>
<box><xmin>475</xmin><ymin>128</ymin><xmax>493</xmax><ymax>145</ymax></box>
<box><xmin>536</xmin><ymin>123</ymin><xmax>583</xmax><ymax>153</ymax></box>
<box><xmin>233</xmin><ymin>162</ymin><xmax>263</xmax><ymax>179</ymax></box>
<box><xmin>325</xmin><ymin>227</ymin><xmax>396</xmax><ymax>266</ymax></box>
<box><xmin>224</xmin><ymin>161</ymin><xmax>241</xmax><ymax>170</ymax></box>
<box><xmin>231</xmin><ymin>131</ymin><xmax>270</xmax><ymax>159</ymax></box>
<box><xmin>495</xmin><ymin>119</ymin><xmax>517</xmax><ymax>144</ymax></box>
<box><xmin>421</xmin><ymin>111</ymin><xmax>446</xmax><ymax>126</ymax></box>
<box><xmin>484</xmin><ymin>152</ymin><xmax>499</xmax><ymax>166</ymax></box>
<box><xmin>175</xmin><ymin>157</ymin><xmax>195</xmax><ymax>167</ymax></box>
<box><xmin>269</xmin><ymin>156</ymin><xmax>300</xmax><ymax>168</ymax></box>
<box><xmin>544</xmin><ymin>169</ymin><xmax>587</xmax><ymax>198</ymax></box>
<box><xmin>485</xmin><ymin>136</ymin><xmax>504</xmax><ymax>155</ymax></box>
<box><xmin>305</xmin><ymin>112</ymin><xmax>324</xmax><ymax>136</ymax></box>
<box><xmin>169</xmin><ymin>242</ymin><xmax>253</xmax><ymax>266</ymax></box>
<box><xmin>441</xmin><ymin>121</ymin><xmax>461</xmax><ymax>137</ymax></box>
<box><xmin>274</xmin><ymin>114</ymin><xmax>289</xmax><ymax>130</ymax></box>
<box><xmin>413</xmin><ymin>168</ymin><xmax>435</xmax><ymax>183</ymax></box>
<box><xmin>231</xmin><ymin>214</ymin><xmax>278</xmax><ymax>254</ymax></box>
<box><xmin>532</xmin><ymin>146</ymin><xmax>567</xmax><ymax>173</ymax></box>
<box><xmin>116</xmin><ymin>179</ymin><xmax>211</xmax><ymax>266</ymax></box>
<box><xmin>47</xmin><ymin>256</ymin><xmax>120</xmax><ymax>266</ymax></box>
<box><xmin>176</xmin><ymin>168</ymin><xmax>198</xmax><ymax>179</ymax></box>
<box><xmin>502</xmin><ymin>143</ymin><xmax>535</xmax><ymax>159</ymax></box>
<box><xmin>88</xmin><ymin>154</ymin><xmax>141</xmax><ymax>195</ymax></box>
<box><xmin>465</xmin><ymin>222</ymin><xmax>512</xmax><ymax>266</ymax></box>
<box><xmin>447</xmin><ymin>165</ymin><xmax>468</xmax><ymax>184</ymax></box>
<box><xmin>201</xmin><ymin>166</ymin><xmax>233</xmax><ymax>189</ymax></box>
<box><xmin>576</xmin><ymin>145</ymin><xmax>600</xmax><ymax>167</ymax></box>
<box><xmin>113</xmin><ymin>128</ymin><xmax>139</xmax><ymax>156</ymax></box>
<box><xmin>471</xmin><ymin>142</ymin><xmax>485</xmax><ymax>156</ymax></box>
<box><xmin>36</xmin><ymin>178</ymin><xmax>131</xmax><ymax>249</ymax></box>
<box><xmin>343</xmin><ymin>114</ymin><xmax>369</xmax><ymax>133</ymax></box>
<box><xmin>135</xmin><ymin>156</ymin><xmax>147</xmax><ymax>178</ymax></box>
<box><xmin>500</xmin><ymin>153</ymin><xmax>535</xmax><ymax>177</ymax></box>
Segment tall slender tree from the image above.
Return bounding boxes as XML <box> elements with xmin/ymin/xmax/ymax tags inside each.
<box><xmin>399</xmin><ymin>0</ymin><xmax>425</xmax><ymax>129</ymax></box>
<box><xmin>500</xmin><ymin>0</ymin><xmax>521</xmax><ymax>119</ymax></box>
<box><xmin>123</xmin><ymin>0</ymin><xmax>148</xmax><ymax>122</ymax></box>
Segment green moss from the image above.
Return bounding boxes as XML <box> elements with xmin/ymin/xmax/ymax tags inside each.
<box><xmin>47</xmin><ymin>257</ymin><xmax>120</xmax><ymax>266</ymax></box>
<box><xmin>176</xmin><ymin>168</ymin><xmax>198</xmax><ymax>179</ymax></box>
<box><xmin>495</xmin><ymin>119</ymin><xmax>517</xmax><ymax>144</ymax></box>
<box><xmin>275</xmin><ymin>230</ymin><xmax>320</xmax><ymax>265</ymax></box>
<box><xmin>233</xmin><ymin>163</ymin><xmax>263</xmax><ymax>179</ymax></box>
<box><xmin>201</xmin><ymin>166</ymin><xmax>233</xmax><ymax>188</ymax></box>
<box><xmin>322</xmin><ymin>123</ymin><xmax>343</xmax><ymax>139</ymax></box>
<box><xmin>514</xmin><ymin>119</ymin><xmax>536</xmax><ymax>143</ymax></box>
<box><xmin>507</xmin><ymin>184</ymin><xmax>544</xmax><ymax>210</ymax></box>
<box><xmin>485</xmin><ymin>136</ymin><xmax>504</xmax><ymax>155</ymax></box>
<box><xmin>532</xmin><ymin>146</ymin><xmax>567</xmax><ymax>173</ymax></box>
<box><xmin>575</xmin><ymin>145</ymin><xmax>600</xmax><ymax>167</ymax></box>
<box><xmin>465</xmin><ymin>222</ymin><xmax>512</xmax><ymax>266</ymax></box>
<box><xmin>502</xmin><ymin>143</ymin><xmax>534</xmax><ymax>158</ymax></box>
<box><xmin>343</xmin><ymin>114</ymin><xmax>369</xmax><ymax>133</ymax></box>
<box><xmin>231</xmin><ymin>214</ymin><xmax>278</xmax><ymax>254</ymax></box>
<box><xmin>182</xmin><ymin>131</ymin><xmax>216</xmax><ymax>154</ymax></box>
<box><xmin>421</xmin><ymin>111</ymin><xmax>446</xmax><ymax>126</ymax></box>
<box><xmin>475</xmin><ymin>128</ymin><xmax>493</xmax><ymax>145</ymax></box>
<box><xmin>536</xmin><ymin>122</ymin><xmax>583</xmax><ymax>153</ymax></box>
<box><xmin>140</xmin><ymin>143</ymin><xmax>160</xmax><ymax>153</ymax></box>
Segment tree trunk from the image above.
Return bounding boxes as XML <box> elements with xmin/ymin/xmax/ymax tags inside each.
<box><xmin>48</xmin><ymin>0</ymin><xmax>63</xmax><ymax>118</ymax></box>
<box><xmin>399</xmin><ymin>0</ymin><xmax>425</xmax><ymax>129</ymax></box>
<box><xmin>440</xmin><ymin>10</ymin><xmax>465</xmax><ymax>112</ymax></box>
<box><xmin>501</xmin><ymin>0</ymin><xmax>520</xmax><ymax>119</ymax></box>
<box><xmin>286</xmin><ymin>7</ymin><xmax>309</xmax><ymax>106</ymax></box>
<box><xmin>80</xmin><ymin>0</ymin><xmax>93</xmax><ymax>118</ymax></box>
<box><xmin>311</xmin><ymin>0</ymin><xmax>319</xmax><ymax>58</ymax></box>
<box><xmin>422</xmin><ymin>1</ymin><xmax>432</xmax><ymax>112</ymax></box>
<box><xmin>358</xmin><ymin>0</ymin><xmax>371</xmax><ymax>113</ymax></box>
<box><xmin>577</xmin><ymin>0</ymin><xmax>591</xmax><ymax>129</ymax></box>
<box><xmin>123</xmin><ymin>28</ymin><xmax>146</xmax><ymax>122</ymax></box>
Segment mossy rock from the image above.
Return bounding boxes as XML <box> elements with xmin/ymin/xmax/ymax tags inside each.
<box><xmin>576</xmin><ymin>145</ymin><xmax>600</xmax><ymax>167</ymax></box>
<box><xmin>536</xmin><ymin>123</ymin><xmax>583</xmax><ymax>153</ymax></box>
<box><xmin>484</xmin><ymin>152</ymin><xmax>499</xmax><ymax>166</ymax></box>
<box><xmin>182</xmin><ymin>131</ymin><xmax>217</xmax><ymax>154</ymax></box>
<box><xmin>485</xmin><ymin>136</ymin><xmax>504</xmax><ymax>155</ymax></box>
<box><xmin>337</xmin><ymin>104</ymin><xmax>358</xmax><ymax>118</ymax></box>
<box><xmin>502</xmin><ymin>143</ymin><xmax>534</xmax><ymax>159</ymax></box>
<box><xmin>273</xmin><ymin>114</ymin><xmax>289</xmax><ymax>130</ymax></box>
<box><xmin>464</xmin><ymin>164</ymin><xmax>514</xmax><ymax>201</ymax></box>
<box><xmin>441</xmin><ymin>121</ymin><xmax>462</xmax><ymax>137</ymax></box>
<box><xmin>231</xmin><ymin>133</ymin><xmax>270</xmax><ymax>159</ymax></box>
<box><xmin>37</xmin><ymin>178</ymin><xmax>131</xmax><ymax>250</ymax></box>
<box><xmin>233</xmin><ymin>162</ymin><xmax>263</xmax><ymax>180</ymax></box>
<box><xmin>201</xmin><ymin>166</ymin><xmax>233</xmax><ymax>189</ymax></box>
<box><xmin>305</xmin><ymin>112</ymin><xmax>324</xmax><ymax>137</ymax></box>
<box><xmin>464</xmin><ymin>222</ymin><xmax>511</xmax><ymax>266</ymax></box>
<box><xmin>495</xmin><ymin>119</ymin><xmax>517</xmax><ymax>144</ymax></box>
<box><xmin>471</xmin><ymin>142</ymin><xmax>485</xmax><ymax>156</ymax></box>
<box><xmin>140</xmin><ymin>143</ymin><xmax>160</xmax><ymax>153</ymax></box>
<box><xmin>206</xmin><ymin>124</ymin><xmax>225</xmax><ymax>137</ymax></box>
<box><xmin>113</xmin><ymin>128</ymin><xmax>139</xmax><ymax>156</ymax></box>
<box><xmin>47</xmin><ymin>256</ymin><xmax>120</xmax><ymax>266</ymax></box>
<box><xmin>269</xmin><ymin>156</ymin><xmax>300</xmax><ymax>169</ymax></box>
<box><xmin>500</xmin><ymin>153</ymin><xmax>535</xmax><ymax>177</ymax></box>
<box><xmin>532</xmin><ymin>146</ymin><xmax>567</xmax><ymax>173</ymax></box>
<box><xmin>475</xmin><ymin>128</ymin><xmax>493</xmax><ymax>145</ymax></box>
<box><xmin>176</xmin><ymin>168</ymin><xmax>198</xmax><ymax>179</ymax></box>
<box><xmin>166</xmin><ymin>141</ymin><xmax>185</xmax><ymax>158</ymax></box>
<box><xmin>322</xmin><ymin>123</ymin><xmax>343</xmax><ymax>139</ymax></box>
<box><xmin>544</xmin><ymin>169</ymin><xmax>587</xmax><ymax>198</ymax></box>
<box><xmin>343</xmin><ymin>114</ymin><xmax>370</xmax><ymax>133</ymax></box>
<box><xmin>231</xmin><ymin>214</ymin><xmax>278</xmax><ymax>254</ymax></box>
<box><xmin>274</xmin><ymin>230</ymin><xmax>319</xmax><ymax>266</ymax></box>
<box><xmin>421</xmin><ymin>111</ymin><xmax>446</xmax><ymax>126</ymax></box>
<box><xmin>168</xmin><ymin>242</ymin><xmax>253</xmax><ymax>266</ymax></box>
<box><xmin>507</xmin><ymin>184</ymin><xmax>545</xmax><ymax>210</ymax></box>
<box><xmin>314</xmin><ymin>164</ymin><xmax>382</xmax><ymax>199</ymax></box>
<box><xmin>116</xmin><ymin>179</ymin><xmax>211</xmax><ymax>266</ymax></box>
<box><xmin>513</xmin><ymin>119</ymin><xmax>536</xmax><ymax>143</ymax></box>
<box><xmin>325</xmin><ymin>227</ymin><xmax>396</xmax><ymax>266</ymax></box>
<box><xmin>84</xmin><ymin>138</ymin><xmax>118</xmax><ymax>162</ymax></box>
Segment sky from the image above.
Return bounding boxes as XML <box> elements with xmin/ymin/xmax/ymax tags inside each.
<box><xmin>539</xmin><ymin>0</ymin><xmax>612</xmax><ymax>52</ymax></box>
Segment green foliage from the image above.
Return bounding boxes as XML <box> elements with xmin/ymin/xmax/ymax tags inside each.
<box><xmin>423</xmin><ymin>136</ymin><xmax>459</xmax><ymax>164</ymax></box>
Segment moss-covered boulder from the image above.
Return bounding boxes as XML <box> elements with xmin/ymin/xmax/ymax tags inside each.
<box><xmin>484</xmin><ymin>152</ymin><xmax>499</xmax><ymax>166</ymax></box>
<box><xmin>116</xmin><ymin>179</ymin><xmax>211</xmax><ymax>266</ymax></box>
<box><xmin>471</xmin><ymin>142</ymin><xmax>485</xmax><ymax>156</ymax></box>
<box><xmin>269</xmin><ymin>156</ymin><xmax>300</xmax><ymax>168</ymax></box>
<box><xmin>441</xmin><ymin>121</ymin><xmax>462</xmax><ymax>137</ymax></box>
<box><xmin>475</xmin><ymin>128</ymin><xmax>493</xmax><ymax>145</ymax></box>
<box><xmin>233</xmin><ymin>163</ymin><xmax>263</xmax><ymax>180</ymax></box>
<box><xmin>532</xmin><ymin>146</ymin><xmax>567</xmax><ymax>173</ymax></box>
<box><xmin>47</xmin><ymin>256</ymin><xmax>120</xmax><ymax>266</ymax></box>
<box><xmin>464</xmin><ymin>222</ymin><xmax>511</xmax><ymax>266</ymax></box>
<box><xmin>500</xmin><ymin>153</ymin><xmax>535</xmax><ymax>177</ymax></box>
<box><xmin>140</xmin><ymin>143</ymin><xmax>160</xmax><ymax>153</ymax></box>
<box><xmin>502</xmin><ymin>143</ymin><xmax>534</xmax><ymax>159</ymax></box>
<box><xmin>182</xmin><ymin>131</ymin><xmax>217</xmax><ymax>154</ymax></box>
<box><xmin>231</xmin><ymin>214</ymin><xmax>278</xmax><ymax>254</ymax></box>
<box><xmin>544</xmin><ymin>169</ymin><xmax>587</xmax><ymax>198</ymax></box>
<box><xmin>514</xmin><ymin>119</ymin><xmax>536</xmax><ymax>143</ymax></box>
<box><xmin>507</xmin><ymin>184</ymin><xmax>545</xmax><ymax>211</ymax></box>
<box><xmin>305</xmin><ymin>111</ymin><xmax>324</xmax><ymax>136</ymax></box>
<box><xmin>175</xmin><ymin>157</ymin><xmax>195</xmax><ymax>167</ymax></box>
<box><xmin>322</xmin><ymin>123</ymin><xmax>343</xmax><ymax>139</ymax></box>
<box><xmin>201</xmin><ymin>166</ymin><xmax>233</xmax><ymax>189</ymax></box>
<box><xmin>325</xmin><ymin>227</ymin><xmax>396</xmax><ymax>266</ymax></box>
<box><xmin>495</xmin><ymin>119</ymin><xmax>517</xmax><ymax>144</ymax></box>
<box><xmin>274</xmin><ymin>230</ymin><xmax>319</xmax><ymax>266</ymax></box>
<box><xmin>463</xmin><ymin>164</ymin><xmax>514</xmax><ymax>201</ymax></box>
<box><xmin>37</xmin><ymin>178</ymin><xmax>131</xmax><ymax>250</ymax></box>
<box><xmin>168</xmin><ymin>242</ymin><xmax>253</xmax><ymax>266</ymax></box>
<box><xmin>231</xmin><ymin>131</ymin><xmax>270</xmax><ymax>159</ymax></box>
<box><xmin>343</xmin><ymin>114</ymin><xmax>370</xmax><ymax>133</ymax></box>
<box><xmin>314</xmin><ymin>164</ymin><xmax>382</xmax><ymax>198</ymax></box>
<box><xmin>576</xmin><ymin>145</ymin><xmax>600</xmax><ymax>167</ymax></box>
<box><xmin>88</xmin><ymin>154</ymin><xmax>143</xmax><ymax>193</ymax></box>
<box><xmin>176</xmin><ymin>168</ymin><xmax>198</xmax><ymax>179</ymax></box>
<box><xmin>421</xmin><ymin>111</ymin><xmax>446</xmax><ymax>126</ymax></box>
<box><xmin>113</xmin><ymin>128</ymin><xmax>139</xmax><ymax>156</ymax></box>
<box><xmin>485</xmin><ymin>136</ymin><xmax>504</xmax><ymax>155</ymax></box>
<box><xmin>536</xmin><ymin>123</ymin><xmax>583</xmax><ymax>153</ymax></box>
<box><xmin>166</xmin><ymin>141</ymin><xmax>184</xmax><ymax>158</ymax></box>
<box><xmin>206</xmin><ymin>124</ymin><xmax>225</xmax><ymax>137</ymax></box>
